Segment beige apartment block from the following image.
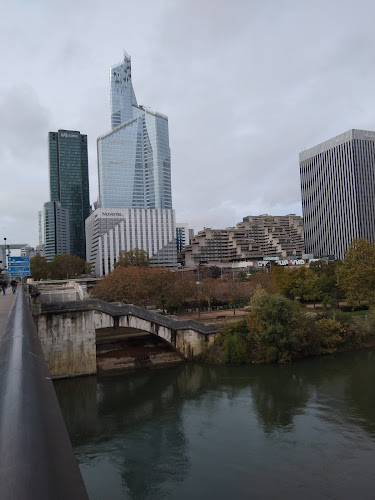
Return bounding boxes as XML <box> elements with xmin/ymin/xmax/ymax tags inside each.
<box><xmin>184</xmin><ymin>214</ymin><xmax>304</xmax><ymax>267</ymax></box>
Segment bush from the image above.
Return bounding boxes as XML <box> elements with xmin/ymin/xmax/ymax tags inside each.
<box><xmin>222</xmin><ymin>333</ymin><xmax>248</xmax><ymax>364</ymax></box>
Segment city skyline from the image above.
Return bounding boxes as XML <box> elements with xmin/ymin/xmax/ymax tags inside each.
<box><xmin>1</xmin><ymin>1</ymin><xmax>375</xmax><ymax>247</ymax></box>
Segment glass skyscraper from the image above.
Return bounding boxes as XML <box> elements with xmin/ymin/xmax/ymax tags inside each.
<box><xmin>48</xmin><ymin>130</ymin><xmax>90</xmax><ymax>260</ymax></box>
<box><xmin>98</xmin><ymin>52</ymin><xmax>172</xmax><ymax>210</ymax></box>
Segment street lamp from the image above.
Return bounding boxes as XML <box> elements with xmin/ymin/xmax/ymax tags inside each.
<box><xmin>3</xmin><ymin>238</ymin><xmax>7</xmax><ymax>279</ymax></box>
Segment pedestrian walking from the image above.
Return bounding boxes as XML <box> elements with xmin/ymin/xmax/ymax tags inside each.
<box><xmin>10</xmin><ymin>279</ymin><xmax>17</xmax><ymax>294</ymax></box>
<box><xmin>1</xmin><ymin>279</ymin><xmax>7</xmax><ymax>295</ymax></box>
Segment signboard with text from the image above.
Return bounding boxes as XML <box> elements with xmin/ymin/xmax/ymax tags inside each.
<box><xmin>8</xmin><ymin>256</ymin><xmax>30</xmax><ymax>277</ymax></box>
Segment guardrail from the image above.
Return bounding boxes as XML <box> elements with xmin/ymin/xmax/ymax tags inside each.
<box><xmin>0</xmin><ymin>287</ymin><xmax>88</xmax><ymax>499</ymax></box>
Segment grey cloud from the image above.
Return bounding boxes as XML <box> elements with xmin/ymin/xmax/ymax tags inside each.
<box><xmin>1</xmin><ymin>0</ymin><xmax>375</xmax><ymax>246</ymax></box>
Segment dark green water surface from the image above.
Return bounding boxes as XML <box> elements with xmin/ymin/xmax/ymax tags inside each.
<box><xmin>54</xmin><ymin>349</ymin><xmax>375</xmax><ymax>500</ymax></box>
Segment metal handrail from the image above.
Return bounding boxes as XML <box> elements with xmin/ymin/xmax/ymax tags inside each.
<box><xmin>0</xmin><ymin>287</ymin><xmax>88</xmax><ymax>499</ymax></box>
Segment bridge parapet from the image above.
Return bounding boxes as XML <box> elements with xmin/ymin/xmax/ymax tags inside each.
<box><xmin>41</xmin><ymin>299</ymin><xmax>218</xmax><ymax>335</ymax></box>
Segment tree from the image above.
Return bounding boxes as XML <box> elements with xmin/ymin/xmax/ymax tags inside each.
<box><xmin>271</xmin><ymin>266</ymin><xmax>299</xmax><ymax>298</ymax></box>
<box><xmin>216</xmin><ymin>277</ymin><xmax>251</xmax><ymax>315</ymax></box>
<box><xmin>308</xmin><ymin>260</ymin><xmax>343</xmax><ymax>308</ymax></box>
<box><xmin>246</xmin><ymin>286</ymin><xmax>310</xmax><ymax>363</ymax></box>
<box><xmin>30</xmin><ymin>255</ymin><xmax>49</xmax><ymax>280</ymax></box>
<box><xmin>92</xmin><ymin>266</ymin><xmax>192</xmax><ymax>313</ymax></box>
<box><xmin>114</xmin><ymin>249</ymin><xmax>150</xmax><ymax>268</ymax></box>
<box><xmin>48</xmin><ymin>254</ymin><xmax>89</xmax><ymax>279</ymax></box>
<box><xmin>147</xmin><ymin>267</ymin><xmax>184</xmax><ymax>313</ymax></box>
<box><xmin>336</xmin><ymin>238</ymin><xmax>375</xmax><ymax>305</ymax></box>
<box><xmin>92</xmin><ymin>266</ymin><xmax>150</xmax><ymax>306</ymax></box>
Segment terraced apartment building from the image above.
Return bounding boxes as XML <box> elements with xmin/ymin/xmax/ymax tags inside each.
<box><xmin>183</xmin><ymin>214</ymin><xmax>304</xmax><ymax>267</ymax></box>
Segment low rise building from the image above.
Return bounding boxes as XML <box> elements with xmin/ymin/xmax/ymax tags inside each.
<box><xmin>184</xmin><ymin>214</ymin><xmax>304</xmax><ymax>267</ymax></box>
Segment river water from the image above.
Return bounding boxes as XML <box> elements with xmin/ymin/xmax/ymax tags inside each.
<box><xmin>54</xmin><ymin>348</ymin><xmax>375</xmax><ymax>500</ymax></box>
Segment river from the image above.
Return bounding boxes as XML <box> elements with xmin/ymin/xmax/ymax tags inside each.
<box><xmin>54</xmin><ymin>348</ymin><xmax>375</xmax><ymax>499</ymax></box>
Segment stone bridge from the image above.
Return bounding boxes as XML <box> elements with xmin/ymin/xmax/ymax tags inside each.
<box><xmin>33</xmin><ymin>299</ymin><xmax>218</xmax><ymax>378</ymax></box>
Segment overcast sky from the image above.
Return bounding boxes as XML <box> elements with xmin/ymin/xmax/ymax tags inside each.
<box><xmin>1</xmin><ymin>0</ymin><xmax>375</xmax><ymax>249</ymax></box>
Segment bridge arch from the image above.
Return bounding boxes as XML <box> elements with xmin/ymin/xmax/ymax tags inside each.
<box><xmin>34</xmin><ymin>299</ymin><xmax>217</xmax><ymax>378</ymax></box>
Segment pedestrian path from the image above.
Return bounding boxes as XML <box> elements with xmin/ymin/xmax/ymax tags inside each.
<box><xmin>0</xmin><ymin>289</ymin><xmax>16</xmax><ymax>334</ymax></box>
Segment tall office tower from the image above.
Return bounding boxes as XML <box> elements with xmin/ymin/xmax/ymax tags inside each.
<box><xmin>97</xmin><ymin>51</ymin><xmax>172</xmax><ymax>210</ymax></box>
<box><xmin>49</xmin><ymin>129</ymin><xmax>90</xmax><ymax>260</ymax></box>
<box><xmin>88</xmin><ymin>51</ymin><xmax>177</xmax><ymax>275</ymax></box>
<box><xmin>43</xmin><ymin>201</ymin><xmax>70</xmax><ymax>262</ymax></box>
<box><xmin>300</xmin><ymin>129</ymin><xmax>375</xmax><ymax>260</ymax></box>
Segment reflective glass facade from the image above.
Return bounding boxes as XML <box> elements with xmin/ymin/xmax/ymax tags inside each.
<box><xmin>98</xmin><ymin>53</ymin><xmax>172</xmax><ymax>210</ymax></box>
<box><xmin>49</xmin><ymin>130</ymin><xmax>90</xmax><ymax>260</ymax></box>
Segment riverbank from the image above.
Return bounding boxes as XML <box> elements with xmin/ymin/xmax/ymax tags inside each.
<box><xmin>196</xmin><ymin>289</ymin><xmax>375</xmax><ymax>365</ymax></box>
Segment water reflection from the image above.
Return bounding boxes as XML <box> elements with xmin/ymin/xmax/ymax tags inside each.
<box><xmin>54</xmin><ymin>349</ymin><xmax>375</xmax><ymax>499</ymax></box>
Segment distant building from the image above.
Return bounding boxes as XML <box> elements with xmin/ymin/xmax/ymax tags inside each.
<box><xmin>86</xmin><ymin>208</ymin><xmax>177</xmax><ymax>276</ymax></box>
<box><xmin>20</xmin><ymin>245</ymin><xmax>37</xmax><ymax>259</ymax></box>
<box><xmin>38</xmin><ymin>210</ymin><xmax>43</xmax><ymax>246</ymax></box>
<box><xmin>49</xmin><ymin>129</ymin><xmax>90</xmax><ymax>260</ymax></box>
<box><xmin>43</xmin><ymin>201</ymin><xmax>70</xmax><ymax>263</ymax></box>
<box><xmin>300</xmin><ymin>129</ymin><xmax>375</xmax><ymax>260</ymax></box>
<box><xmin>184</xmin><ymin>214</ymin><xmax>304</xmax><ymax>267</ymax></box>
<box><xmin>36</xmin><ymin>244</ymin><xmax>44</xmax><ymax>257</ymax></box>
<box><xmin>176</xmin><ymin>223</ymin><xmax>192</xmax><ymax>253</ymax></box>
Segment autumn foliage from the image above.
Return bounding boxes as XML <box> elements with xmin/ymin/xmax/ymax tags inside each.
<box><xmin>91</xmin><ymin>266</ymin><xmax>253</xmax><ymax>313</ymax></box>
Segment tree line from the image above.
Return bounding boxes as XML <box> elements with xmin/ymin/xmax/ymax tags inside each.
<box><xmin>74</xmin><ymin>239</ymin><xmax>375</xmax><ymax>315</ymax></box>
<box><xmin>30</xmin><ymin>254</ymin><xmax>90</xmax><ymax>280</ymax></box>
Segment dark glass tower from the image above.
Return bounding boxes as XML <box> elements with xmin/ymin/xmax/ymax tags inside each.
<box><xmin>48</xmin><ymin>130</ymin><xmax>90</xmax><ymax>260</ymax></box>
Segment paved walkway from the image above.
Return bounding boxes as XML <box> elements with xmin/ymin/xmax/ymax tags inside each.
<box><xmin>0</xmin><ymin>288</ymin><xmax>16</xmax><ymax>334</ymax></box>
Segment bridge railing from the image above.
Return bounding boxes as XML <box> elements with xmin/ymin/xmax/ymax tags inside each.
<box><xmin>0</xmin><ymin>286</ymin><xmax>88</xmax><ymax>500</ymax></box>
<box><xmin>40</xmin><ymin>298</ymin><xmax>219</xmax><ymax>335</ymax></box>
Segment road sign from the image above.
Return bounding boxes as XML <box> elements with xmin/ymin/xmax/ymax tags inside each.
<box><xmin>8</xmin><ymin>270</ymin><xmax>30</xmax><ymax>277</ymax></box>
<box><xmin>7</xmin><ymin>256</ymin><xmax>30</xmax><ymax>277</ymax></box>
<box><xmin>8</xmin><ymin>257</ymin><xmax>30</xmax><ymax>263</ymax></box>
<box><xmin>8</xmin><ymin>266</ymin><xmax>30</xmax><ymax>273</ymax></box>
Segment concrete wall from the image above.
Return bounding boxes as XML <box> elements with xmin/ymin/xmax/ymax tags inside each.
<box><xmin>37</xmin><ymin>311</ymin><xmax>97</xmax><ymax>378</ymax></box>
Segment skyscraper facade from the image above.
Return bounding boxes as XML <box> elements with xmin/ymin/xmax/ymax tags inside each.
<box><xmin>299</xmin><ymin>129</ymin><xmax>375</xmax><ymax>260</ymax></box>
<box><xmin>43</xmin><ymin>201</ymin><xmax>70</xmax><ymax>263</ymax></box>
<box><xmin>97</xmin><ymin>52</ymin><xmax>172</xmax><ymax>210</ymax></box>
<box><xmin>49</xmin><ymin>129</ymin><xmax>90</xmax><ymax>260</ymax></box>
<box><xmin>87</xmin><ymin>52</ymin><xmax>177</xmax><ymax>275</ymax></box>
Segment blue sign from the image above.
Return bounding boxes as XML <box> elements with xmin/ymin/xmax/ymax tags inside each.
<box><xmin>8</xmin><ymin>270</ymin><xmax>30</xmax><ymax>277</ymax></box>
<box><xmin>8</xmin><ymin>257</ymin><xmax>30</xmax><ymax>263</ymax></box>
<box><xmin>8</xmin><ymin>266</ymin><xmax>30</xmax><ymax>273</ymax></box>
<box><xmin>7</xmin><ymin>256</ymin><xmax>30</xmax><ymax>277</ymax></box>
